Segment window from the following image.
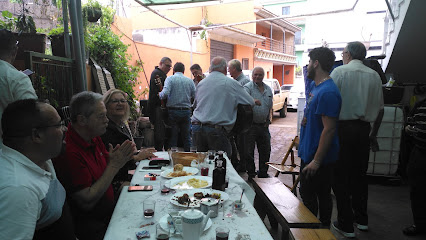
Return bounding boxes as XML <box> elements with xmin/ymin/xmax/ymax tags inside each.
<box><xmin>282</xmin><ymin>6</ymin><xmax>290</xmax><ymax>15</ymax></box>
<box><xmin>295</xmin><ymin>31</ymin><xmax>301</xmax><ymax>45</ymax></box>
<box><xmin>242</xmin><ymin>58</ymin><xmax>249</xmax><ymax>70</ymax></box>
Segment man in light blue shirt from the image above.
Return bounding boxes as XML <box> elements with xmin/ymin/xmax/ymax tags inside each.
<box><xmin>192</xmin><ymin>57</ymin><xmax>254</xmax><ymax>156</ymax></box>
<box><xmin>159</xmin><ymin>62</ymin><xmax>195</xmax><ymax>151</ymax></box>
<box><xmin>228</xmin><ymin>59</ymin><xmax>251</xmax><ymax>171</ymax></box>
<box><xmin>244</xmin><ymin>67</ymin><xmax>273</xmax><ymax>178</ymax></box>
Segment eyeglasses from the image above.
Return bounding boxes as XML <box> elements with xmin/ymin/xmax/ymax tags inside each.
<box><xmin>165</xmin><ymin>64</ymin><xmax>172</xmax><ymax>68</ymax></box>
<box><xmin>36</xmin><ymin>120</ymin><xmax>66</xmax><ymax>129</ymax></box>
<box><xmin>110</xmin><ymin>99</ymin><xmax>127</xmax><ymax>104</ymax></box>
<box><xmin>341</xmin><ymin>51</ymin><xmax>348</xmax><ymax>57</ymax></box>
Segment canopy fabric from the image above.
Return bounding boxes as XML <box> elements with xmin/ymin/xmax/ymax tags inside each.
<box><xmin>138</xmin><ymin>0</ymin><xmax>217</xmax><ymax>6</ymax></box>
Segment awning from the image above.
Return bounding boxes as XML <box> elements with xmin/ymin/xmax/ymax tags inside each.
<box><xmin>136</xmin><ymin>0</ymin><xmax>217</xmax><ymax>6</ymax></box>
<box><xmin>209</xmin><ymin>26</ymin><xmax>266</xmax><ymax>44</ymax></box>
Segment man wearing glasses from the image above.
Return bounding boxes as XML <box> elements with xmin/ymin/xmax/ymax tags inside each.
<box><xmin>0</xmin><ymin>99</ymin><xmax>75</xmax><ymax>239</ymax></box>
<box><xmin>331</xmin><ymin>41</ymin><xmax>384</xmax><ymax>237</ymax></box>
<box><xmin>147</xmin><ymin>57</ymin><xmax>172</xmax><ymax>151</ymax></box>
<box><xmin>0</xmin><ymin>29</ymin><xmax>37</xmax><ymax>147</ymax></box>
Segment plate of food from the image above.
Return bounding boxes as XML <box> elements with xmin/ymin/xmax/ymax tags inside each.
<box><xmin>160</xmin><ymin>164</ymin><xmax>199</xmax><ymax>178</ymax></box>
<box><xmin>170</xmin><ymin>189</ymin><xmax>229</xmax><ymax>208</ymax></box>
<box><xmin>167</xmin><ymin>176</ymin><xmax>212</xmax><ymax>190</ymax></box>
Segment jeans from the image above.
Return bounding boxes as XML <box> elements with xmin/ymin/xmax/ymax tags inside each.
<box><xmin>407</xmin><ymin>145</ymin><xmax>426</xmax><ymax>229</ymax></box>
<box><xmin>192</xmin><ymin>125</ymin><xmax>232</xmax><ymax>157</ymax></box>
<box><xmin>245</xmin><ymin>125</ymin><xmax>271</xmax><ymax>174</ymax></box>
<box><xmin>153</xmin><ymin>106</ymin><xmax>168</xmax><ymax>151</ymax></box>
<box><xmin>333</xmin><ymin>120</ymin><xmax>371</xmax><ymax>230</ymax></box>
<box><xmin>300</xmin><ymin>160</ymin><xmax>334</xmax><ymax>227</ymax></box>
<box><xmin>168</xmin><ymin>109</ymin><xmax>191</xmax><ymax>152</ymax></box>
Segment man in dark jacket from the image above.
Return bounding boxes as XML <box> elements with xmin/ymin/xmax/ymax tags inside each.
<box><xmin>146</xmin><ymin>57</ymin><xmax>172</xmax><ymax>151</ymax></box>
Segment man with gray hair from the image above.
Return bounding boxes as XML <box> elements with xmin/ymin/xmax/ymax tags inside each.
<box><xmin>228</xmin><ymin>59</ymin><xmax>250</xmax><ymax>171</ymax></box>
<box><xmin>54</xmin><ymin>91</ymin><xmax>136</xmax><ymax>240</ymax></box>
<box><xmin>192</xmin><ymin>57</ymin><xmax>254</xmax><ymax>156</ymax></box>
<box><xmin>0</xmin><ymin>29</ymin><xmax>37</xmax><ymax>147</ymax></box>
<box><xmin>331</xmin><ymin>41</ymin><xmax>384</xmax><ymax>237</ymax></box>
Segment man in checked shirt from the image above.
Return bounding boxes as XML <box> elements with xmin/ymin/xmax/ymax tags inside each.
<box><xmin>244</xmin><ymin>67</ymin><xmax>273</xmax><ymax>179</ymax></box>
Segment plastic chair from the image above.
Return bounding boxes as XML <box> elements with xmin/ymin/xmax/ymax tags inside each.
<box><xmin>266</xmin><ymin>136</ymin><xmax>300</xmax><ymax>194</ymax></box>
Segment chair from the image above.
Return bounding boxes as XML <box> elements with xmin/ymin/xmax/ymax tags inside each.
<box><xmin>61</xmin><ymin>106</ymin><xmax>71</xmax><ymax>126</ymax></box>
<box><xmin>266</xmin><ymin>136</ymin><xmax>300</xmax><ymax>194</ymax></box>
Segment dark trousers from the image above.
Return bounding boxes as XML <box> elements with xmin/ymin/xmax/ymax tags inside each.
<box><xmin>246</xmin><ymin>125</ymin><xmax>271</xmax><ymax>174</ymax></box>
<box><xmin>229</xmin><ymin>133</ymin><xmax>247</xmax><ymax>168</ymax></box>
<box><xmin>333</xmin><ymin>120</ymin><xmax>371</xmax><ymax>230</ymax></box>
<box><xmin>192</xmin><ymin>125</ymin><xmax>232</xmax><ymax>157</ymax></box>
<box><xmin>168</xmin><ymin>109</ymin><xmax>192</xmax><ymax>152</ymax></box>
<box><xmin>300</xmin><ymin>161</ymin><xmax>334</xmax><ymax>227</ymax></box>
<box><xmin>407</xmin><ymin>145</ymin><xmax>426</xmax><ymax>229</ymax></box>
<box><xmin>153</xmin><ymin>106</ymin><xmax>168</xmax><ymax>151</ymax></box>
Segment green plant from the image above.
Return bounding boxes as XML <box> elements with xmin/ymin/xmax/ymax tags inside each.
<box><xmin>35</xmin><ymin>76</ymin><xmax>59</xmax><ymax>108</ymax></box>
<box><xmin>48</xmin><ymin>25</ymin><xmax>64</xmax><ymax>36</ymax></box>
<box><xmin>85</xmin><ymin>2</ymin><xmax>143</xmax><ymax>120</ymax></box>
<box><xmin>0</xmin><ymin>11</ymin><xmax>16</xmax><ymax>31</ymax></box>
<box><xmin>295</xmin><ymin>66</ymin><xmax>302</xmax><ymax>76</ymax></box>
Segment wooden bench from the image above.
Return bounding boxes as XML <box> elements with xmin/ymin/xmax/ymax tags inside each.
<box><xmin>252</xmin><ymin>177</ymin><xmax>322</xmax><ymax>240</ymax></box>
<box><xmin>290</xmin><ymin>228</ymin><xmax>336</xmax><ymax>240</ymax></box>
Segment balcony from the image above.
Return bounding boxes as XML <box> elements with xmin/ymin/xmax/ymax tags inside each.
<box><xmin>255</xmin><ymin>38</ymin><xmax>295</xmax><ymax>55</ymax></box>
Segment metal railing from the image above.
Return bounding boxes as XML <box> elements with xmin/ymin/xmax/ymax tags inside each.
<box><xmin>24</xmin><ymin>51</ymin><xmax>78</xmax><ymax>109</ymax></box>
<box><xmin>255</xmin><ymin>37</ymin><xmax>295</xmax><ymax>55</ymax></box>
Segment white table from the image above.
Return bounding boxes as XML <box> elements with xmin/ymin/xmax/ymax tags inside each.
<box><xmin>104</xmin><ymin>152</ymin><xmax>273</xmax><ymax>240</ymax></box>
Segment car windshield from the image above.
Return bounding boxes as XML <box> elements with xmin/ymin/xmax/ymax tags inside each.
<box><xmin>281</xmin><ymin>85</ymin><xmax>292</xmax><ymax>91</ymax></box>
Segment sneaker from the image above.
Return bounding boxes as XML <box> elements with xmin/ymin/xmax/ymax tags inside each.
<box><xmin>332</xmin><ymin>221</ymin><xmax>355</xmax><ymax>238</ymax></box>
<box><xmin>355</xmin><ymin>223</ymin><xmax>369</xmax><ymax>231</ymax></box>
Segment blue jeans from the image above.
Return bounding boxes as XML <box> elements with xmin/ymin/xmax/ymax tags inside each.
<box><xmin>168</xmin><ymin>109</ymin><xmax>192</xmax><ymax>152</ymax></box>
<box><xmin>192</xmin><ymin>125</ymin><xmax>232</xmax><ymax>157</ymax></box>
<box><xmin>246</xmin><ymin>124</ymin><xmax>271</xmax><ymax>174</ymax></box>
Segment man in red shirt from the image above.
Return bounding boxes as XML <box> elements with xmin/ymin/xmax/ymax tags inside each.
<box><xmin>54</xmin><ymin>91</ymin><xmax>135</xmax><ymax>240</ymax></box>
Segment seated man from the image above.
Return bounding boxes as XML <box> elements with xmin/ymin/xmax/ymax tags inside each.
<box><xmin>54</xmin><ymin>91</ymin><xmax>135</xmax><ymax>240</ymax></box>
<box><xmin>0</xmin><ymin>99</ymin><xmax>74</xmax><ymax>239</ymax></box>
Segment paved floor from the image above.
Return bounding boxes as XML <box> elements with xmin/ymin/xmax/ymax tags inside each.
<box><xmin>239</xmin><ymin>111</ymin><xmax>424</xmax><ymax>240</ymax></box>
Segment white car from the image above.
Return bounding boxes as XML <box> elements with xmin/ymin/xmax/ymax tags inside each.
<box><xmin>263</xmin><ymin>79</ymin><xmax>288</xmax><ymax>118</ymax></box>
<box><xmin>287</xmin><ymin>85</ymin><xmax>305</xmax><ymax>110</ymax></box>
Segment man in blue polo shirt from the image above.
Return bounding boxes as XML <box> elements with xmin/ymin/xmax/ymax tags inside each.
<box><xmin>298</xmin><ymin>47</ymin><xmax>341</xmax><ymax>228</ymax></box>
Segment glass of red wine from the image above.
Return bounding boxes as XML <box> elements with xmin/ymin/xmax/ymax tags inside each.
<box><xmin>143</xmin><ymin>199</ymin><xmax>156</xmax><ymax>218</ymax></box>
<box><xmin>216</xmin><ymin>226</ymin><xmax>230</xmax><ymax>240</ymax></box>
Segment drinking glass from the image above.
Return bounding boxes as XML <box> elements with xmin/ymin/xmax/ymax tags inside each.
<box><xmin>143</xmin><ymin>199</ymin><xmax>156</xmax><ymax>218</ymax></box>
<box><xmin>215</xmin><ymin>226</ymin><xmax>230</xmax><ymax>240</ymax></box>
<box><xmin>190</xmin><ymin>146</ymin><xmax>197</xmax><ymax>153</ymax></box>
<box><xmin>156</xmin><ymin>223</ymin><xmax>170</xmax><ymax>240</ymax></box>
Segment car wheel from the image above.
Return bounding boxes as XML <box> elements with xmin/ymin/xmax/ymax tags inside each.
<box><xmin>280</xmin><ymin>101</ymin><xmax>287</xmax><ymax>118</ymax></box>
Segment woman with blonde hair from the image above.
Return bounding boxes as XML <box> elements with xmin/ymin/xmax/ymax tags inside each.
<box><xmin>101</xmin><ymin>89</ymin><xmax>155</xmax><ymax>195</ymax></box>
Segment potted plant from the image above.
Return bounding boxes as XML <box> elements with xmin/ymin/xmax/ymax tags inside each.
<box><xmin>48</xmin><ymin>26</ymin><xmax>73</xmax><ymax>58</ymax></box>
<box><xmin>83</xmin><ymin>0</ymin><xmax>103</xmax><ymax>23</ymax></box>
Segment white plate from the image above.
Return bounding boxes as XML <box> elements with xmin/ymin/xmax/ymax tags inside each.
<box><xmin>159</xmin><ymin>213</ymin><xmax>212</xmax><ymax>234</ymax></box>
<box><xmin>170</xmin><ymin>189</ymin><xmax>229</xmax><ymax>208</ymax></box>
<box><xmin>168</xmin><ymin>176</ymin><xmax>212</xmax><ymax>190</ymax></box>
<box><xmin>160</xmin><ymin>167</ymin><xmax>199</xmax><ymax>178</ymax></box>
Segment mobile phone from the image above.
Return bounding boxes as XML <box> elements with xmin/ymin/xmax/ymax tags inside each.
<box><xmin>128</xmin><ymin>185</ymin><xmax>153</xmax><ymax>192</ymax></box>
<box><xmin>142</xmin><ymin>166</ymin><xmax>162</xmax><ymax>170</ymax></box>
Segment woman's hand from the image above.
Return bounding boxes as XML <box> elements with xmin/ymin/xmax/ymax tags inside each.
<box><xmin>133</xmin><ymin>148</ymin><xmax>157</xmax><ymax>161</ymax></box>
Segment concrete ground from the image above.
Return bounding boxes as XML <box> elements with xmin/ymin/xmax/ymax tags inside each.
<box><xmin>238</xmin><ymin>111</ymin><xmax>423</xmax><ymax>240</ymax></box>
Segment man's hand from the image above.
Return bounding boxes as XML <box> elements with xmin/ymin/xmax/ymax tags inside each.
<box><xmin>254</xmin><ymin>99</ymin><xmax>262</xmax><ymax>106</ymax></box>
<box><xmin>302</xmin><ymin>160</ymin><xmax>320</xmax><ymax>178</ymax></box>
<box><xmin>108</xmin><ymin>140</ymin><xmax>136</xmax><ymax>169</ymax></box>
<box><xmin>134</xmin><ymin>148</ymin><xmax>157</xmax><ymax>161</ymax></box>
<box><xmin>369</xmin><ymin>135</ymin><xmax>380</xmax><ymax>152</ymax></box>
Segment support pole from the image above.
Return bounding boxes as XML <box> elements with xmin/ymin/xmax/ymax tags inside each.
<box><xmin>62</xmin><ymin>0</ymin><xmax>71</xmax><ymax>58</ymax></box>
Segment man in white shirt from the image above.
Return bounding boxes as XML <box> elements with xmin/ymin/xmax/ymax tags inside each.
<box><xmin>0</xmin><ymin>99</ymin><xmax>73</xmax><ymax>239</ymax></box>
<box><xmin>0</xmin><ymin>29</ymin><xmax>38</xmax><ymax>147</ymax></box>
<box><xmin>330</xmin><ymin>41</ymin><xmax>384</xmax><ymax>238</ymax></box>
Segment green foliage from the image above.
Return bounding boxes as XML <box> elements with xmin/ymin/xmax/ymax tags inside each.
<box><xmin>295</xmin><ymin>66</ymin><xmax>302</xmax><ymax>76</ymax></box>
<box><xmin>85</xmin><ymin>2</ymin><xmax>143</xmax><ymax>120</ymax></box>
<box><xmin>0</xmin><ymin>11</ymin><xmax>16</xmax><ymax>31</ymax></box>
<box><xmin>15</xmin><ymin>14</ymin><xmax>36</xmax><ymax>33</ymax></box>
<box><xmin>48</xmin><ymin>25</ymin><xmax>64</xmax><ymax>36</ymax></box>
<box><xmin>35</xmin><ymin>76</ymin><xmax>59</xmax><ymax>108</ymax></box>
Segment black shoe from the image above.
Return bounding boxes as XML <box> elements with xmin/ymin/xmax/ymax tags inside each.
<box><xmin>257</xmin><ymin>171</ymin><xmax>270</xmax><ymax>178</ymax></box>
<box><xmin>248</xmin><ymin>172</ymin><xmax>256</xmax><ymax>180</ymax></box>
<box><xmin>235</xmin><ymin>165</ymin><xmax>247</xmax><ymax>173</ymax></box>
<box><xmin>403</xmin><ymin>225</ymin><xmax>426</xmax><ymax>236</ymax></box>
<box><xmin>332</xmin><ymin>221</ymin><xmax>355</xmax><ymax>238</ymax></box>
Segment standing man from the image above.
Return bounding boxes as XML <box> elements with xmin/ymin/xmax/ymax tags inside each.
<box><xmin>192</xmin><ymin>57</ymin><xmax>254</xmax><ymax>156</ymax></box>
<box><xmin>331</xmin><ymin>41</ymin><xmax>384</xmax><ymax>237</ymax></box>
<box><xmin>298</xmin><ymin>47</ymin><xmax>341</xmax><ymax>229</ymax></box>
<box><xmin>54</xmin><ymin>91</ymin><xmax>135</xmax><ymax>240</ymax></box>
<box><xmin>0</xmin><ymin>99</ymin><xmax>75</xmax><ymax>239</ymax></box>
<box><xmin>159</xmin><ymin>62</ymin><xmax>196</xmax><ymax>152</ymax></box>
<box><xmin>228</xmin><ymin>59</ymin><xmax>250</xmax><ymax>171</ymax></box>
<box><xmin>244</xmin><ymin>67</ymin><xmax>273</xmax><ymax>179</ymax></box>
<box><xmin>190</xmin><ymin>63</ymin><xmax>205</xmax><ymax>88</ymax></box>
<box><xmin>0</xmin><ymin>29</ymin><xmax>37</xmax><ymax>147</ymax></box>
<box><xmin>147</xmin><ymin>57</ymin><xmax>172</xmax><ymax>151</ymax></box>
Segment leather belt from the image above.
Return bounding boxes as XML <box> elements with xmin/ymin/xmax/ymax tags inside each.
<box><xmin>168</xmin><ymin>107</ymin><xmax>191</xmax><ymax>110</ymax></box>
<box><xmin>192</xmin><ymin>121</ymin><xmax>223</xmax><ymax>129</ymax></box>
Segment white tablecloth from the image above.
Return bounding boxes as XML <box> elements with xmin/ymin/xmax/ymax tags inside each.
<box><xmin>104</xmin><ymin>152</ymin><xmax>273</xmax><ymax>240</ymax></box>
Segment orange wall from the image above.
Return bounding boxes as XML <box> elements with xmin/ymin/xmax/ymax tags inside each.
<box><xmin>253</xmin><ymin>60</ymin><xmax>274</xmax><ymax>79</ymax></box>
<box><xmin>206</xmin><ymin>1</ymin><xmax>256</xmax><ymax>33</ymax></box>
<box><xmin>234</xmin><ymin>45</ymin><xmax>253</xmax><ymax>68</ymax></box>
<box><xmin>274</xmin><ymin>65</ymin><xmax>284</xmax><ymax>85</ymax></box>
<box><xmin>283</xmin><ymin>65</ymin><xmax>295</xmax><ymax>85</ymax></box>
